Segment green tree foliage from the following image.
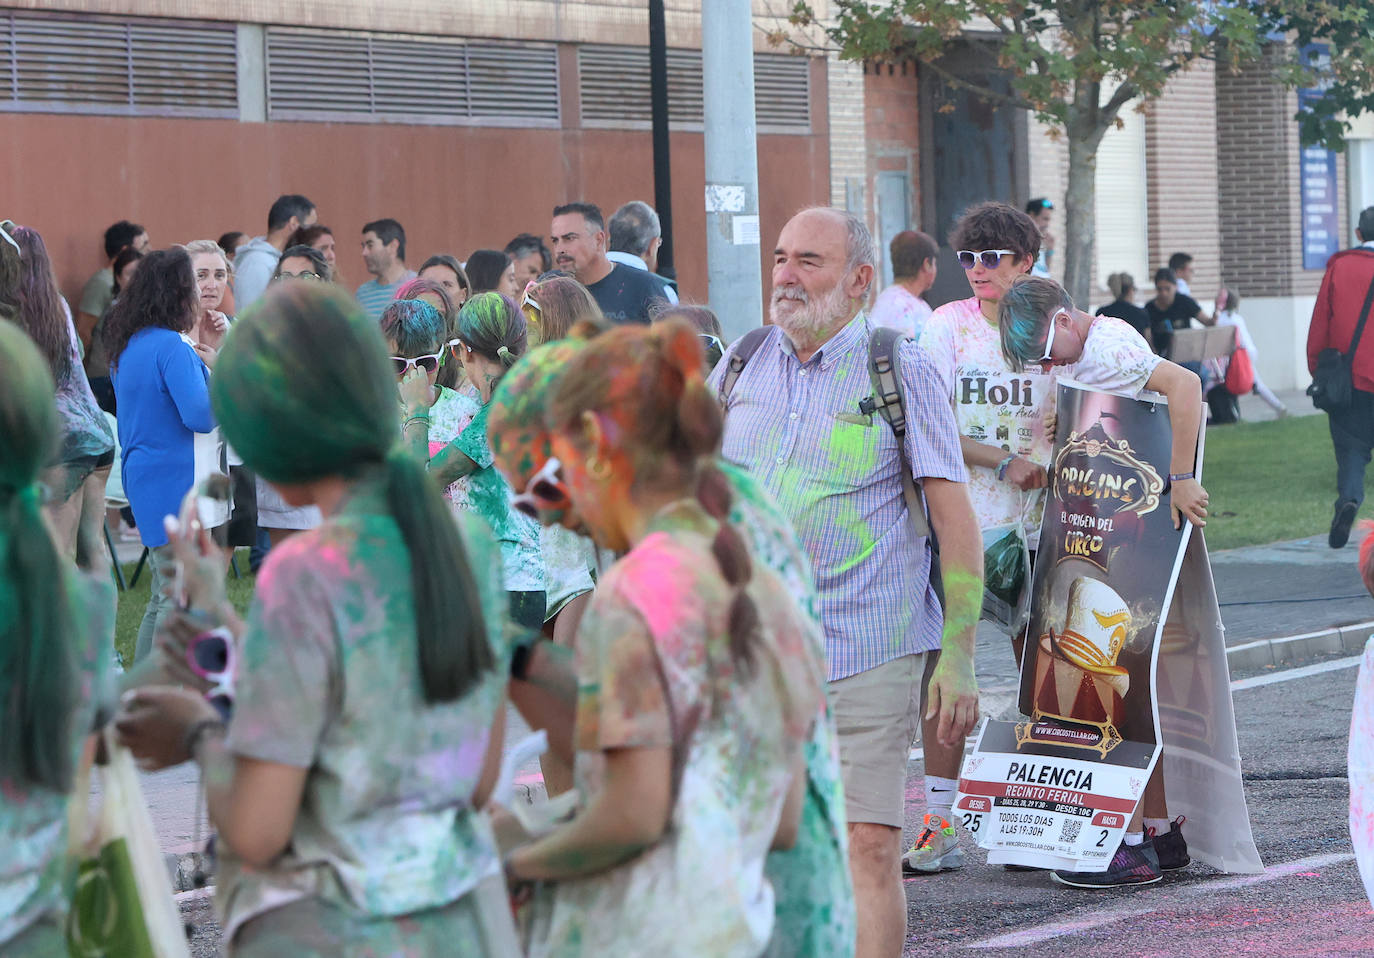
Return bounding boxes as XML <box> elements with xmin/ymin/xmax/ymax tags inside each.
<box><xmin>781</xmin><ymin>0</ymin><xmax>1374</xmax><ymax>305</ymax></box>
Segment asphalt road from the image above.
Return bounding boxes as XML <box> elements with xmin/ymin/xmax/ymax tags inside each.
<box><xmin>899</xmin><ymin>639</ymin><xmax>1373</xmax><ymax>957</ymax></box>
<box><xmin>175</xmin><ymin>628</ymin><xmax>1374</xmax><ymax>956</ymax></box>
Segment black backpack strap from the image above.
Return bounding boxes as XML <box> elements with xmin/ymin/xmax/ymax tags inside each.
<box><xmin>716</xmin><ymin>326</ymin><xmax>774</xmax><ymax>403</ymax></box>
<box><xmin>867</xmin><ymin>326</ymin><xmax>933</xmax><ymax>542</ymax></box>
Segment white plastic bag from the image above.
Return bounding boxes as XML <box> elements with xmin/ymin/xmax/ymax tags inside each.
<box><xmin>66</xmin><ymin>729</ymin><xmax>191</xmax><ymax>958</ymax></box>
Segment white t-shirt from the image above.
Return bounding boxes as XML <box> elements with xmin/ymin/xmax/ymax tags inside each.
<box><xmin>920</xmin><ymin>297</ymin><xmax>1054</xmax><ymax>545</ymax></box>
<box><xmin>1062</xmin><ymin>315</ymin><xmax>1163</xmax><ymax>397</ymax></box>
<box><xmin>869</xmin><ymin>284</ymin><xmax>934</xmax><ymax>339</ymax></box>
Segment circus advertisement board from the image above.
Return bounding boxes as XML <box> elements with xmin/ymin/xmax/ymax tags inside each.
<box><xmin>956</xmin><ymin>380</ymin><xmax>1261</xmax><ymax>874</ymax></box>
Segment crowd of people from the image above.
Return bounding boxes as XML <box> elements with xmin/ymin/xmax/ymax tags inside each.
<box><xmin>7</xmin><ymin>185</ymin><xmax>1338</xmax><ymax>957</ymax></box>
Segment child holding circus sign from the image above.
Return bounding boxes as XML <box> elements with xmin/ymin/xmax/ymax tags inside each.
<box><xmin>1000</xmin><ymin>274</ymin><xmax>1208</xmax><ymax>888</ymax></box>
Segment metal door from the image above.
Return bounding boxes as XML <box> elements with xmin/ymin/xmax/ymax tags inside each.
<box><xmin>919</xmin><ymin>41</ymin><xmax>1028</xmax><ymax>308</ymax></box>
<box><xmin>875</xmin><ymin>171</ymin><xmax>912</xmax><ymax>289</ymax></box>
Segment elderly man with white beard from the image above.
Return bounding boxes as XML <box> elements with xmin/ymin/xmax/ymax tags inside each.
<box><xmin>707</xmin><ymin>207</ymin><xmax>984</xmax><ymax>958</ymax></box>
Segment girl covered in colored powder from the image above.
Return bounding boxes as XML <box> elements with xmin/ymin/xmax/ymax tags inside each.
<box><xmin>113</xmin><ymin>284</ymin><xmax>515</xmax><ymax>955</ymax></box>
<box><xmin>501</xmin><ymin>321</ymin><xmax>827</xmax><ymax>956</ymax></box>
<box><xmin>386</xmin><ymin>297</ymin><xmax>480</xmax><ymax>510</ymax></box>
<box><xmin>0</xmin><ymin>318</ymin><xmax>118</xmax><ymax>951</ymax></box>
<box><xmin>10</xmin><ymin>224</ymin><xmax>117</xmax><ymax>571</ymax></box>
<box><xmin>396</xmin><ymin>274</ymin><xmax>463</xmax><ymax>390</ymax></box>
<box><xmin>417</xmin><ymin>291</ymin><xmax>546</xmax><ymax>630</ymax></box>
<box><xmin>0</xmin><ymin>319</ymin><xmax>116</xmax><ymax>957</ymax></box>
<box><xmin>489</xmin><ymin>334</ymin><xmax>855</xmax><ymax>956</ymax></box>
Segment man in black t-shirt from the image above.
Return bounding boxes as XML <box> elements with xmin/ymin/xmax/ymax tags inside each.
<box><xmin>1143</xmin><ymin>266</ymin><xmax>1205</xmax><ymax>358</ymax></box>
<box><xmin>549</xmin><ymin>201</ymin><xmax>666</xmax><ymax>324</ymax></box>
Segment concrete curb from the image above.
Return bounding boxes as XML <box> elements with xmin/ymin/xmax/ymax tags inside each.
<box><xmin>1225</xmin><ymin>620</ymin><xmax>1374</xmax><ymax>672</ymax></box>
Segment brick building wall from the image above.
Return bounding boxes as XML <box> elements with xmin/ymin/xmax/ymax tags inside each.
<box><xmin>862</xmin><ymin>60</ymin><xmax>921</xmax><ymax>286</ymax></box>
<box><xmin>1145</xmin><ymin>62</ymin><xmax>1221</xmax><ymax>303</ymax></box>
<box><xmin>863</xmin><ymin>60</ymin><xmax>920</xmax><ymax>215</ymax></box>
<box><xmin>1216</xmin><ymin>43</ymin><xmax>1345</xmax><ymax>300</ymax></box>
<box><xmin>14</xmin><ymin>0</ymin><xmax>800</xmax><ymax>50</ymax></box>
<box><xmin>828</xmin><ymin>53</ymin><xmax>867</xmax><ymax>211</ymax></box>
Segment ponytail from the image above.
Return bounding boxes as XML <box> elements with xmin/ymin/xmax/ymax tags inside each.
<box><xmin>0</xmin><ymin>320</ymin><xmax>78</xmax><ymax>792</ymax></box>
<box><xmin>214</xmin><ymin>285</ymin><xmax>497</xmax><ymax>704</ymax></box>
<box><xmin>383</xmin><ymin>450</ymin><xmax>494</xmax><ymax>702</ymax></box>
<box><xmin>456</xmin><ymin>292</ymin><xmax>528</xmax><ymax>381</ymax></box>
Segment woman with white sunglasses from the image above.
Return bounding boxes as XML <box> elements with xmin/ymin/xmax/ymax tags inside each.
<box><xmin>910</xmin><ymin>202</ymin><xmax>1056</xmax><ymax>874</ymax></box>
<box><xmin>406</xmin><ymin>292</ymin><xmax>547</xmax><ymax>631</ymax></box>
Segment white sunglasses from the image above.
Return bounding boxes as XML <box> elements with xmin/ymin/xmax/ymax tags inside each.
<box><xmin>1040</xmin><ymin>308</ymin><xmax>1071</xmax><ymax>362</ymax></box>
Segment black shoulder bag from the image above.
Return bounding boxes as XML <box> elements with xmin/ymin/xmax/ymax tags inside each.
<box><xmin>1309</xmin><ymin>256</ymin><xmax>1374</xmax><ymax>413</ymax></box>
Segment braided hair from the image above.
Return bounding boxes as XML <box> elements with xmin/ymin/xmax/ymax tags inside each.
<box><xmin>546</xmin><ymin>319</ymin><xmax>762</xmax><ymax>673</ymax></box>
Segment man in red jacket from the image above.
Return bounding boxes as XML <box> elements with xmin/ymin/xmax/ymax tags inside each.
<box><xmin>1309</xmin><ymin>206</ymin><xmax>1374</xmax><ymax>548</ymax></box>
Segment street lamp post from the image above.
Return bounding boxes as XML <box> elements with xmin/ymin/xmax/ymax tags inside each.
<box><xmin>649</xmin><ymin>0</ymin><xmax>675</xmax><ymax>280</ymax></box>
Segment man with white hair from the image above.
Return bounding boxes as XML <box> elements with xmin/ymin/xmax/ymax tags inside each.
<box><xmin>607</xmin><ymin>200</ymin><xmax>679</xmax><ymax>303</ymax></box>
<box><xmin>708</xmin><ymin>207</ymin><xmax>983</xmax><ymax>958</ymax></box>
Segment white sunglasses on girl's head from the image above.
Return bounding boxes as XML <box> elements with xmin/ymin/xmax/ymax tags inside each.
<box><xmin>1040</xmin><ymin>308</ymin><xmax>1071</xmax><ymax>362</ymax></box>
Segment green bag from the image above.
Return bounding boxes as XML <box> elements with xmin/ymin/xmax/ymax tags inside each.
<box><xmin>984</xmin><ymin>526</ymin><xmax>1028</xmax><ymax>608</ymax></box>
<box><xmin>66</xmin><ymin>838</ymin><xmax>158</xmax><ymax>958</ymax></box>
<box><xmin>65</xmin><ymin>730</ymin><xmax>190</xmax><ymax>958</ymax></box>
<box><xmin>979</xmin><ymin>493</ymin><xmax>1037</xmax><ymax>635</ymax></box>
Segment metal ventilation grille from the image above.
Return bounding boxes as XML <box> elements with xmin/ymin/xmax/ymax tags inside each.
<box><xmin>0</xmin><ymin>11</ymin><xmax>238</xmax><ymax>116</ymax></box>
<box><xmin>577</xmin><ymin>45</ymin><xmax>812</xmax><ymax>132</ymax></box>
<box><xmin>266</xmin><ymin>27</ymin><xmax>559</xmax><ymax>126</ymax></box>
<box><xmin>753</xmin><ymin>54</ymin><xmax>811</xmax><ymax>129</ymax></box>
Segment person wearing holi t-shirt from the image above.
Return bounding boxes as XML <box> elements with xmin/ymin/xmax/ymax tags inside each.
<box><xmin>385</xmin><ymin>297</ymin><xmax>481</xmax><ymax>513</ymax></box>
<box><xmin>911</xmin><ymin>201</ymin><xmax>1054</xmax><ymax>877</ymax></box>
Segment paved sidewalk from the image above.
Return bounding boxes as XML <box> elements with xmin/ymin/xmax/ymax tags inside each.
<box><xmin>1210</xmin><ymin>534</ymin><xmax>1372</xmax><ymax>646</ymax></box>
<box><xmin>1234</xmin><ymin>386</ymin><xmax>1314</xmax><ymax>422</ymax></box>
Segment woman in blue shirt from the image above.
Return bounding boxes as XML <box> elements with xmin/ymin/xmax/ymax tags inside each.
<box><xmin>105</xmin><ymin>247</ymin><xmax>223</xmax><ymax>662</ymax></box>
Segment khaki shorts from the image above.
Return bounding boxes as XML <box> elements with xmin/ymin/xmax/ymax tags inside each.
<box><xmin>828</xmin><ymin>652</ymin><xmax>929</xmax><ymax>829</ymax></box>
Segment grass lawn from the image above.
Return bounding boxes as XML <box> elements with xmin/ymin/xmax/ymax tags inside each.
<box><xmin>104</xmin><ymin>413</ymin><xmax>1361</xmax><ymax>645</ymax></box>
<box><xmin>1202</xmin><ymin>412</ymin><xmax>1370</xmax><ymax>551</ymax></box>
<box><xmin>113</xmin><ymin>548</ymin><xmax>257</xmax><ymax>667</ymax></box>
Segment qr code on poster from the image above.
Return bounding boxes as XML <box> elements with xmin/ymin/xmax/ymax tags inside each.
<box><xmin>1058</xmin><ymin>818</ymin><xmax>1082</xmax><ymax>844</ymax></box>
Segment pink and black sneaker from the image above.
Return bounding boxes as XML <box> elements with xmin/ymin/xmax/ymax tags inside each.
<box><xmin>1051</xmin><ymin>840</ymin><xmax>1162</xmax><ymax>889</ymax></box>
